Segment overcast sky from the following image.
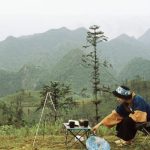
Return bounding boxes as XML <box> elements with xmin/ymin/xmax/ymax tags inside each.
<box><xmin>0</xmin><ymin>0</ymin><xmax>150</xmax><ymax>41</ymax></box>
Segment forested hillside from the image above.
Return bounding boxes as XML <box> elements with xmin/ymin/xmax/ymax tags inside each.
<box><xmin>119</xmin><ymin>57</ymin><xmax>150</xmax><ymax>81</ymax></box>
<box><xmin>1</xmin><ymin>27</ymin><xmax>150</xmax><ymax>96</ymax></box>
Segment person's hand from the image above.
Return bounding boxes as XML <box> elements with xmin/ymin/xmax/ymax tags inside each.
<box><xmin>92</xmin><ymin>122</ymin><xmax>101</xmax><ymax>134</ymax></box>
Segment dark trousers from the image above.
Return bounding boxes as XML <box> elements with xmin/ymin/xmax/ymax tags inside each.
<box><xmin>116</xmin><ymin>117</ymin><xmax>137</xmax><ymax>141</ymax></box>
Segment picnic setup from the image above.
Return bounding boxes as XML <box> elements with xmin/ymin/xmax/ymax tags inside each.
<box><xmin>63</xmin><ymin>119</ymin><xmax>91</xmax><ymax>149</ymax></box>
<box><xmin>63</xmin><ymin>119</ymin><xmax>110</xmax><ymax>150</ymax></box>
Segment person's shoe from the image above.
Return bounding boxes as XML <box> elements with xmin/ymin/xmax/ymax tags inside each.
<box><xmin>115</xmin><ymin>139</ymin><xmax>132</xmax><ymax>146</ymax></box>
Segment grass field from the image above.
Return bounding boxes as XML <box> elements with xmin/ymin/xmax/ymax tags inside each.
<box><xmin>0</xmin><ymin>133</ymin><xmax>150</xmax><ymax>150</ymax></box>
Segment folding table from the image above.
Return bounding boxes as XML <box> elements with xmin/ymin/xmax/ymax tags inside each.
<box><xmin>63</xmin><ymin>123</ymin><xmax>91</xmax><ymax>149</ymax></box>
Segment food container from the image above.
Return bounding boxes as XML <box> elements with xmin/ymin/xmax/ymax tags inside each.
<box><xmin>79</xmin><ymin>119</ymin><xmax>84</xmax><ymax>126</ymax></box>
<box><xmin>69</xmin><ymin>121</ymin><xmax>75</xmax><ymax>128</ymax></box>
<box><xmin>84</xmin><ymin>119</ymin><xmax>89</xmax><ymax>127</ymax></box>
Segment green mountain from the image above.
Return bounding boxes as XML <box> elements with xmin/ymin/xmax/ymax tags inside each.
<box><xmin>1</xmin><ymin>27</ymin><xmax>150</xmax><ymax>73</ymax></box>
<box><xmin>118</xmin><ymin>57</ymin><xmax>150</xmax><ymax>81</ymax></box>
<box><xmin>0</xmin><ymin>69</ymin><xmax>18</xmax><ymax>96</ymax></box>
<box><xmin>50</xmin><ymin>49</ymin><xmax>91</xmax><ymax>91</ymax></box>
<box><xmin>0</xmin><ymin>27</ymin><xmax>87</xmax><ymax>71</ymax></box>
<box><xmin>0</xmin><ymin>65</ymin><xmax>50</xmax><ymax>96</ymax></box>
<box><xmin>0</xmin><ymin>49</ymin><xmax>116</xmax><ymax>96</ymax></box>
<box><xmin>138</xmin><ymin>28</ymin><xmax>150</xmax><ymax>47</ymax></box>
<box><xmin>100</xmin><ymin>34</ymin><xmax>150</xmax><ymax>72</ymax></box>
<box><xmin>1</xmin><ymin>27</ymin><xmax>150</xmax><ymax>96</ymax></box>
<box><xmin>50</xmin><ymin>49</ymin><xmax>116</xmax><ymax>92</ymax></box>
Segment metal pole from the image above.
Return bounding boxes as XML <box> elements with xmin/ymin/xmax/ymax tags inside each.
<box><xmin>32</xmin><ymin>92</ymin><xmax>49</xmax><ymax>147</ymax></box>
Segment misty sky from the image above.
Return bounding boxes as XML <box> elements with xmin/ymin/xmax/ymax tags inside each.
<box><xmin>0</xmin><ymin>0</ymin><xmax>150</xmax><ymax>41</ymax></box>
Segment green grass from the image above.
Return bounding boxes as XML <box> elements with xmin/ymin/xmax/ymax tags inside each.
<box><xmin>0</xmin><ymin>124</ymin><xmax>150</xmax><ymax>149</ymax></box>
<box><xmin>0</xmin><ymin>133</ymin><xmax>150</xmax><ymax>150</ymax></box>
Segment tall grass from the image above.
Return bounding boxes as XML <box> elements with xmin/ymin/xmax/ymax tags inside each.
<box><xmin>0</xmin><ymin>119</ymin><xmax>64</xmax><ymax>137</ymax></box>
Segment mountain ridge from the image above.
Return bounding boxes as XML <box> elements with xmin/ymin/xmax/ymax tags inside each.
<box><xmin>0</xmin><ymin>26</ymin><xmax>150</xmax><ymax>96</ymax></box>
